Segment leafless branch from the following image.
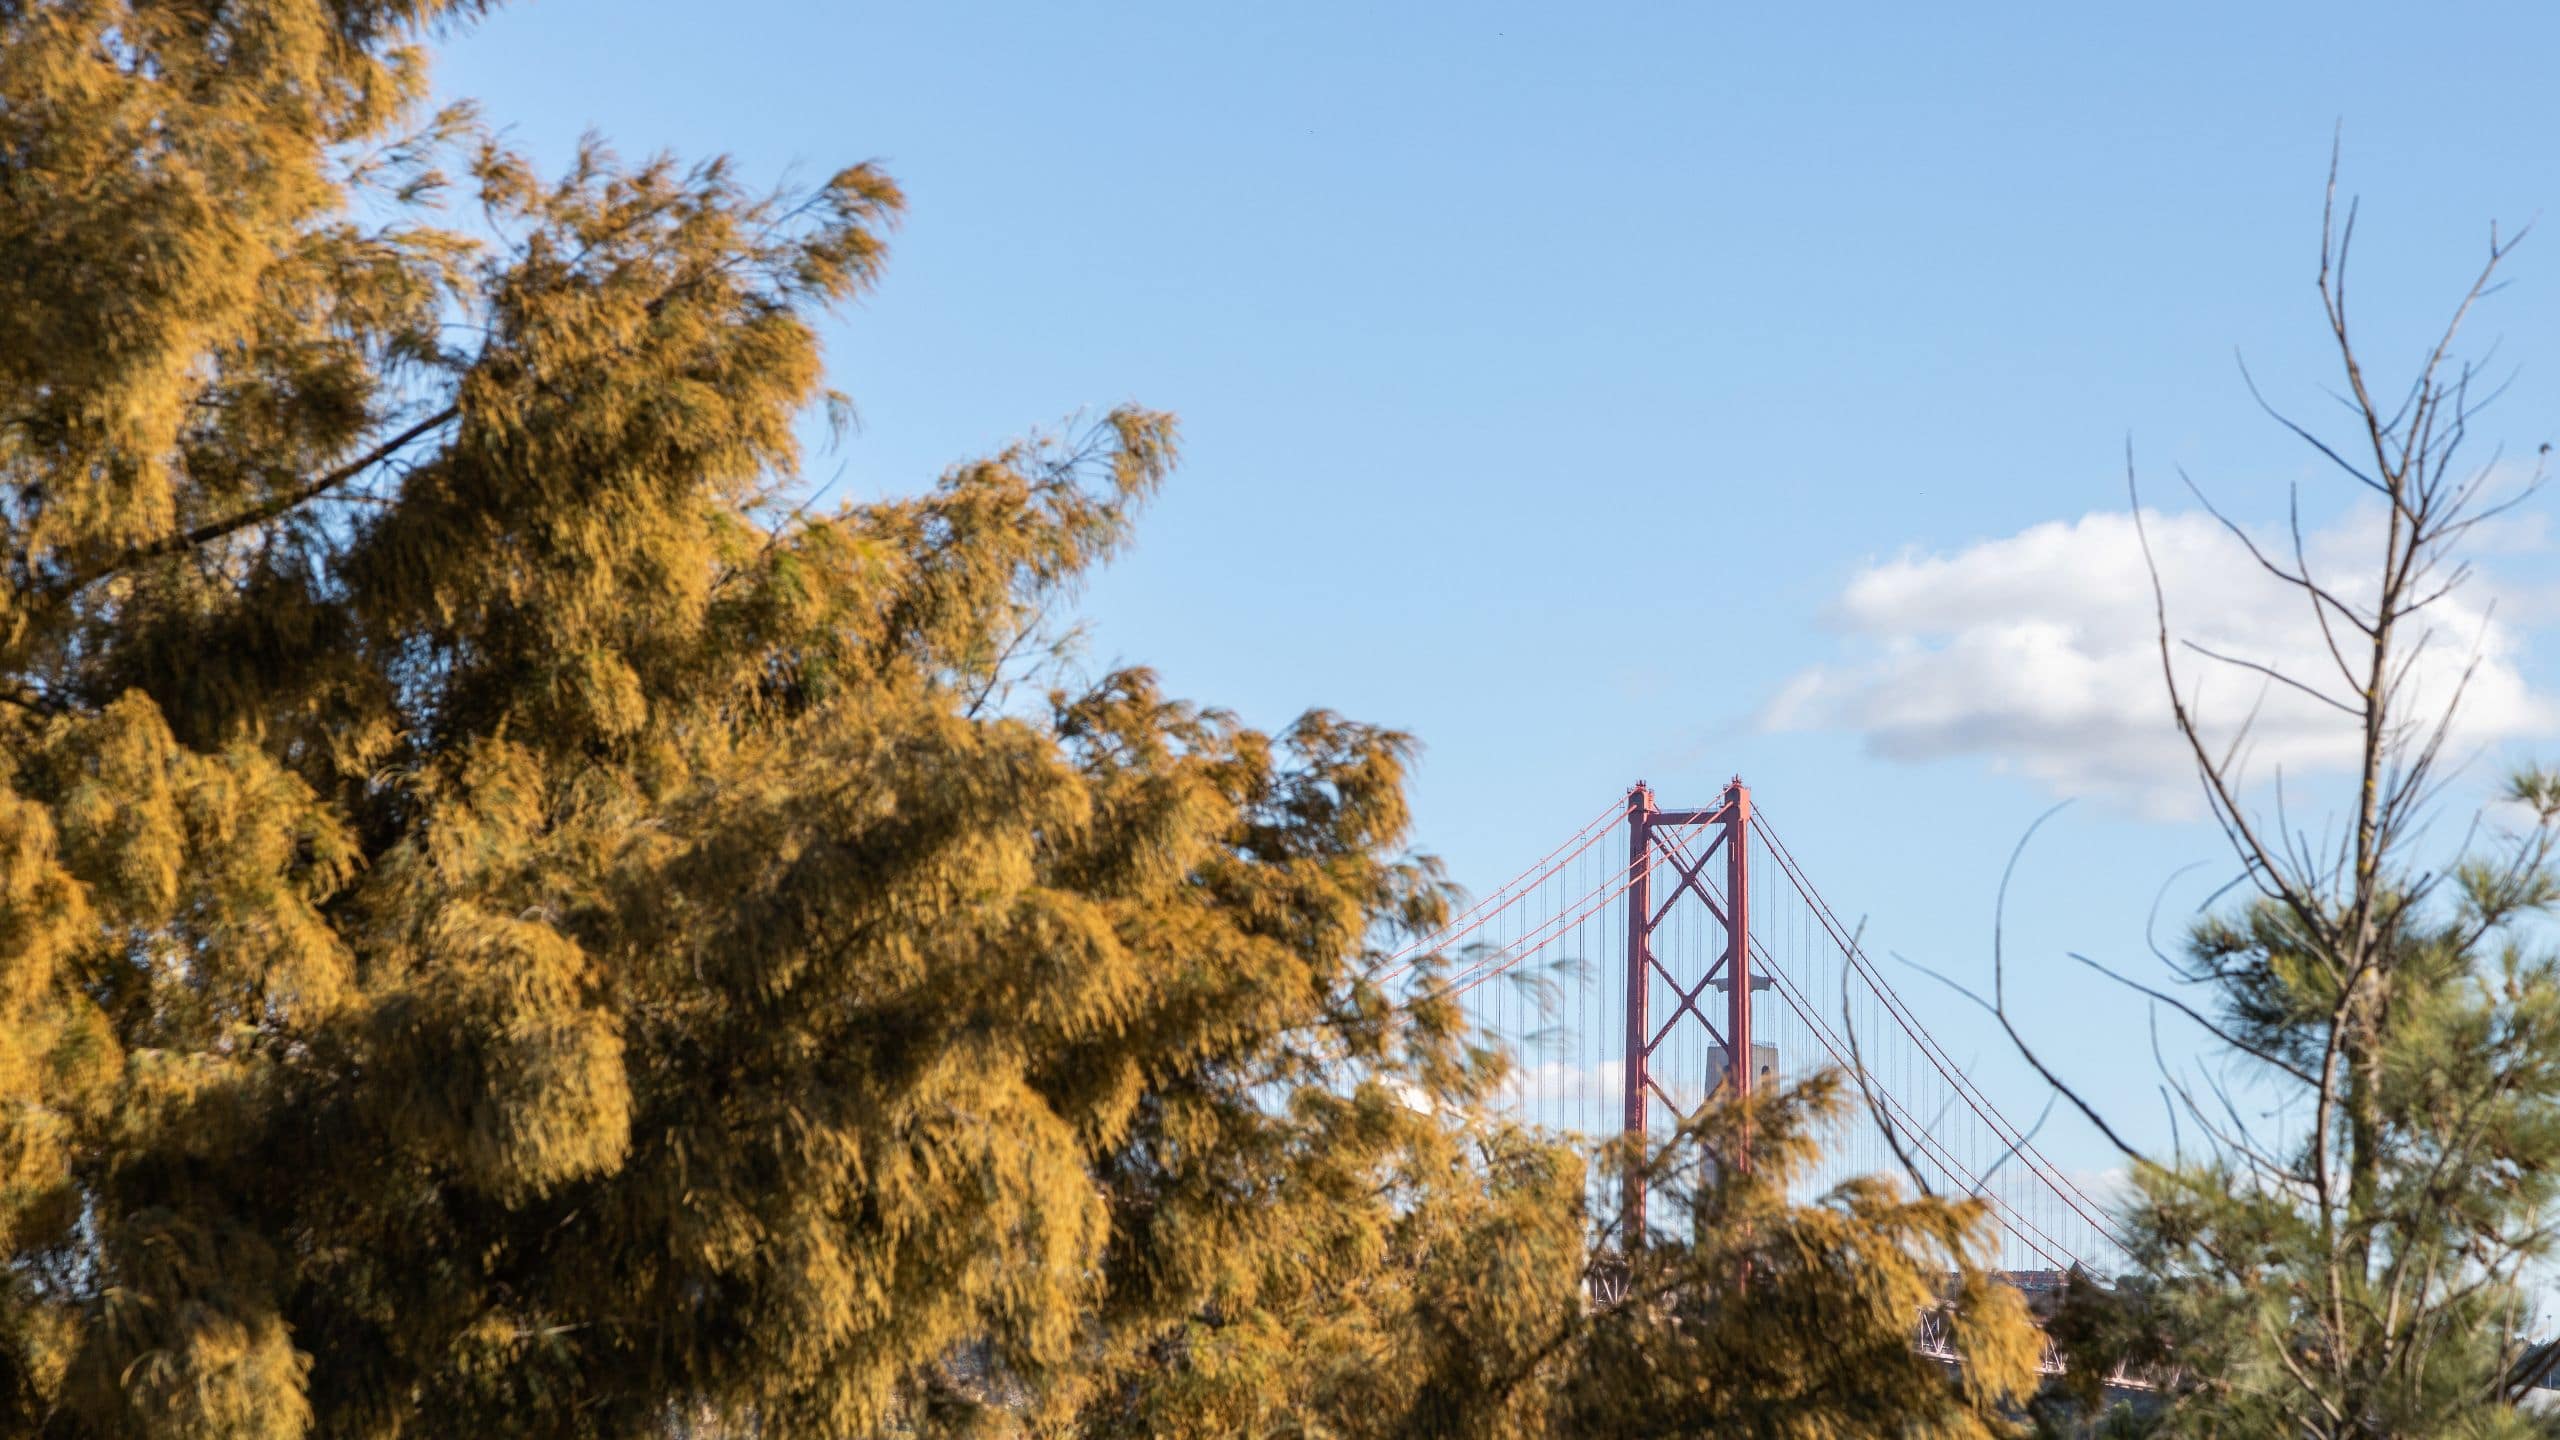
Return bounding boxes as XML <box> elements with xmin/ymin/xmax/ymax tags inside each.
<box><xmin>2180</xmin><ymin>640</ymin><xmax>2360</xmax><ymax>717</ymax></box>
<box><xmin>2067</xmin><ymin>950</ymin><xmax>2317</xmax><ymax>1086</ymax></box>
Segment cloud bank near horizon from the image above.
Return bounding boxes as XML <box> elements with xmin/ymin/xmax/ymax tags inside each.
<box><xmin>1764</xmin><ymin>508</ymin><xmax>2549</xmax><ymax>817</ymax></box>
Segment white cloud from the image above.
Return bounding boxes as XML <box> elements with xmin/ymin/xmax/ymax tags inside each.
<box><xmin>1486</xmin><ymin>1057</ymin><xmax>1619</xmax><ymax>1117</ymax></box>
<box><xmin>1764</xmin><ymin>508</ymin><xmax>2550</xmax><ymax>816</ymax></box>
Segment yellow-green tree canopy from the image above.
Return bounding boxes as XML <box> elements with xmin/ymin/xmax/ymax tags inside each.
<box><xmin>0</xmin><ymin>4</ymin><xmax>2041</xmax><ymax>1435</ymax></box>
<box><xmin>1082</xmin><ymin>1073</ymin><xmax>2044</xmax><ymax>1440</ymax></box>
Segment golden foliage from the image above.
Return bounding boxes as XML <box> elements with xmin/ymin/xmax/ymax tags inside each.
<box><xmin>0</xmin><ymin>4</ymin><xmax>2042</xmax><ymax>1435</ymax></box>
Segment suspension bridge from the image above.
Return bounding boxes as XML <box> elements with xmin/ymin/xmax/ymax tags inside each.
<box><xmin>1382</xmin><ymin>778</ymin><xmax>2128</xmax><ymax>1279</ymax></box>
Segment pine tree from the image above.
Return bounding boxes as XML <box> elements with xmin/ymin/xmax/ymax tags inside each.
<box><xmin>2038</xmin><ymin>181</ymin><xmax>2560</xmax><ymax>1438</ymax></box>
<box><xmin>0</xmin><ymin>4</ymin><xmax>2041</xmax><ymax>1435</ymax></box>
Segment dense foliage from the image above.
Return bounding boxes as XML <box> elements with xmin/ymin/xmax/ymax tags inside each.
<box><xmin>0</xmin><ymin>3</ymin><xmax>2040</xmax><ymax>1435</ymax></box>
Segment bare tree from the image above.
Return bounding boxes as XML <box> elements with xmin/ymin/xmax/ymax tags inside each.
<box><xmin>2011</xmin><ymin>159</ymin><xmax>2560</xmax><ymax>1437</ymax></box>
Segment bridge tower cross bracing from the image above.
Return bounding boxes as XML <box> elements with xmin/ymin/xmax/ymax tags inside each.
<box><xmin>1620</xmin><ymin>777</ymin><xmax>1758</xmax><ymax>1244</ymax></box>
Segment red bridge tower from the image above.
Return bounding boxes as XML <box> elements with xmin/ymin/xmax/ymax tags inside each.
<box><xmin>1620</xmin><ymin>778</ymin><xmax>1765</xmax><ymax>1242</ymax></box>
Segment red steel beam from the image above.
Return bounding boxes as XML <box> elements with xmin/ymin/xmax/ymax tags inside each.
<box><xmin>1725</xmin><ymin>778</ymin><xmax>1753</xmax><ymax>1171</ymax></box>
<box><xmin>1621</xmin><ymin>782</ymin><xmax>1655</xmax><ymax>1244</ymax></box>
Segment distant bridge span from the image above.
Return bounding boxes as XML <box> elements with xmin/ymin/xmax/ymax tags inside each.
<box><xmin>1384</xmin><ymin>778</ymin><xmax>2124</xmax><ymax>1273</ymax></box>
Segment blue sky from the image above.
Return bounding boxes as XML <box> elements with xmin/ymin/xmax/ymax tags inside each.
<box><xmin>437</xmin><ymin>1</ymin><xmax>2560</xmax><ymax>1186</ymax></box>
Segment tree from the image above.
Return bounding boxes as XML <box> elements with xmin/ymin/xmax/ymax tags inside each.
<box><xmin>0</xmin><ymin>3</ymin><xmax>2038</xmax><ymax>1435</ymax></box>
<box><xmin>1077</xmin><ymin>1073</ymin><xmax>2043</xmax><ymax>1440</ymax></box>
<box><xmin>2034</xmin><ymin>171</ymin><xmax>2560</xmax><ymax>1438</ymax></box>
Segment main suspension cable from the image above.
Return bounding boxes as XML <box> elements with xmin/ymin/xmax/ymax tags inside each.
<box><xmin>1754</xmin><ymin>807</ymin><xmax>2128</xmax><ymax>1252</ymax></box>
